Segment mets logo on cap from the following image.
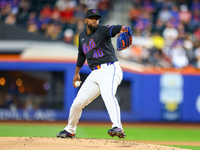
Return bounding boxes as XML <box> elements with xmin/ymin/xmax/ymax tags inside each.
<box><xmin>92</xmin><ymin>9</ymin><xmax>96</xmax><ymax>13</ymax></box>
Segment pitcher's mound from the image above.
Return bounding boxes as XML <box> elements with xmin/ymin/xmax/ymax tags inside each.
<box><xmin>0</xmin><ymin>137</ymin><xmax>188</xmax><ymax>150</ymax></box>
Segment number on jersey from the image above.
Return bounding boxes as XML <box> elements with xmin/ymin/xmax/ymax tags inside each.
<box><xmin>93</xmin><ymin>49</ymin><xmax>104</xmax><ymax>58</ymax></box>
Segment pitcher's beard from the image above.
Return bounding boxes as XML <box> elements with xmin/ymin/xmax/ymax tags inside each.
<box><xmin>88</xmin><ymin>24</ymin><xmax>99</xmax><ymax>32</ymax></box>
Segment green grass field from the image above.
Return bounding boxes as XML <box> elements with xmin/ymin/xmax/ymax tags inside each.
<box><xmin>0</xmin><ymin>122</ymin><xmax>199</xmax><ymax>150</ymax></box>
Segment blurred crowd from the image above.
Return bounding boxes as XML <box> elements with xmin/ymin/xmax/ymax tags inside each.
<box><xmin>0</xmin><ymin>0</ymin><xmax>110</xmax><ymax>45</ymax></box>
<box><xmin>1</xmin><ymin>0</ymin><xmax>200</xmax><ymax>69</ymax></box>
<box><xmin>118</xmin><ymin>0</ymin><xmax>200</xmax><ymax>69</ymax></box>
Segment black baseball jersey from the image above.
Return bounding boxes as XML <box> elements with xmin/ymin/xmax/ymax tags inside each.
<box><xmin>78</xmin><ymin>25</ymin><xmax>120</xmax><ymax>70</ymax></box>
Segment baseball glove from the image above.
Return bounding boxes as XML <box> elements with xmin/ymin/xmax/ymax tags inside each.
<box><xmin>117</xmin><ymin>26</ymin><xmax>133</xmax><ymax>51</ymax></box>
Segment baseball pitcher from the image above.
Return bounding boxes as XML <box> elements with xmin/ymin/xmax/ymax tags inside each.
<box><xmin>57</xmin><ymin>9</ymin><xmax>132</xmax><ymax>139</ymax></box>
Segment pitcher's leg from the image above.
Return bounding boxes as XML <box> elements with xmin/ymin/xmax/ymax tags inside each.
<box><xmin>64</xmin><ymin>75</ymin><xmax>100</xmax><ymax>134</ymax></box>
<box><xmin>99</xmin><ymin>64</ymin><xmax>123</xmax><ymax>129</ymax></box>
<box><xmin>101</xmin><ymin>88</ymin><xmax>122</xmax><ymax>128</ymax></box>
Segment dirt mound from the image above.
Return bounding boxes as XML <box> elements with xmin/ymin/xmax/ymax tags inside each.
<box><xmin>0</xmin><ymin>137</ymin><xmax>188</xmax><ymax>150</ymax></box>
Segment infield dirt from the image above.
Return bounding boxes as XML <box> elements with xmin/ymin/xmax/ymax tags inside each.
<box><xmin>0</xmin><ymin>137</ymin><xmax>189</xmax><ymax>150</ymax></box>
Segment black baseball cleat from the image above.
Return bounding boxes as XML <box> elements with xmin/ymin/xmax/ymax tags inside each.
<box><xmin>56</xmin><ymin>130</ymin><xmax>75</xmax><ymax>138</ymax></box>
<box><xmin>108</xmin><ymin>127</ymin><xmax>126</xmax><ymax>138</ymax></box>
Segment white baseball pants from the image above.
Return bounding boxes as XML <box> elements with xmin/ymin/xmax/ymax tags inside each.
<box><xmin>64</xmin><ymin>61</ymin><xmax>123</xmax><ymax>134</ymax></box>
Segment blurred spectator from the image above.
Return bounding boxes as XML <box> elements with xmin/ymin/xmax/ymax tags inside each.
<box><xmin>63</xmin><ymin>28</ymin><xmax>74</xmax><ymax>44</ymax></box>
<box><xmin>0</xmin><ymin>3</ymin><xmax>12</xmax><ymax>21</ymax></box>
<box><xmin>169</xmin><ymin>5</ymin><xmax>180</xmax><ymax>28</ymax></box>
<box><xmin>194</xmin><ymin>26</ymin><xmax>200</xmax><ymax>41</ymax></box>
<box><xmin>158</xmin><ymin>6</ymin><xmax>172</xmax><ymax>23</ymax></box>
<box><xmin>5</xmin><ymin>13</ymin><xmax>16</xmax><ymax>25</ymax></box>
<box><xmin>170</xmin><ymin>4</ymin><xmax>179</xmax><ymax>20</ymax></box>
<box><xmin>184</xmin><ymin>39</ymin><xmax>195</xmax><ymax>65</ymax></box>
<box><xmin>56</xmin><ymin>0</ymin><xmax>76</xmax><ymax>11</ymax></box>
<box><xmin>60</xmin><ymin>5</ymin><xmax>74</xmax><ymax>23</ymax></box>
<box><xmin>162</xmin><ymin>22</ymin><xmax>178</xmax><ymax>46</ymax></box>
<box><xmin>37</xmin><ymin>15</ymin><xmax>50</xmax><ymax>34</ymax></box>
<box><xmin>143</xmin><ymin>0</ymin><xmax>154</xmax><ymax>14</ymax></box>
<box><xmin>132</xmin><ymin>30</ymin><xmax>146</xmax><ymax>47</ymax></box>
<box><xmin>190</xmin><ymin>9</ymin><xmax>200</xmax><ymax>31</ymax></box>
<box><xmin>27</xmin><ymin>22</ymin><xmax>38</xmax><ymax>33</ymax></box>
<box><xmin>190</xmin><ymin>0</ymin><xmax>200</xmax><ymax>10</ymax></box>
<box><xmin>81</xmin><ymin>0</ymin><xmax>100</xmax><ymax>9</ymax></box>
<box><xmin>56</xmin><ymin>0</ymin><xmax>68</xmax><ymax>11</ymax></box>
<box><xmin>16</xmin><ymin>0</ymin><xmax>30</xmax><ymax>28</ymax></box>
<box><xmin>97</xmin><ymin>0</ymin><xmax>110</xmax><ymax>20</ymax></box>
<box><xmin>26</xmin><ymin>11</ymin><xmax>38</xmax><ymax>33</ymax></box>
<box><xmin>177</xmin><ymin>23</ymin><xmax>186</xmax><ymax>39</ymax></box>
<box><xmin>44</xmin><ymin>22</ymin><xmax>62</xmax><ymax>40</ymax></box>
<box><xmin>10</xmin><ymin>0</ymin><xmax>20</xmax><ymax>15</ymax></box>
<box><xmin>194</xmin><ymin>45</ymin><xmax>200</xmax><ymax>68</ymax></box>
<box><xmin>40</xmin><ymin>4</ymin><xmax>52</xmax><ymax>19</ymax></box>
<box><xmin>178</xmin><ymin>4</ymin><xmax>192</xmax><ymax>29</ymax></box>
<box><xmin>152</xmin><ymin>18</ymin><xmax>165</xmax><ymax>34</ymax></box>
<box><xmin>19</xmin><ymin>0</ymin><xmax>30</xmax><ymax>10</ymax></box>
<box><xmin>170</xmin><ymin>41</ymin><xmax>189</xmax><ymax>68</ymax></box>
<box><xmin>51</xmin><ymin>6</ymin><xmax>61</xmax><ymax>21</ymax></box>
<box><xmin>73</xmin><ymin>5</ymin><xmax>86</xmax><ymax>22</ymax></box>
<box><xmin>129</xmin><ymin>5</ymin><xmax>142</xmax><ymax>27</ymax></box>
<box><xmin>27</xmin><ymin>11</ymin><xmax>37</xmax><ymax>25</ymax></box>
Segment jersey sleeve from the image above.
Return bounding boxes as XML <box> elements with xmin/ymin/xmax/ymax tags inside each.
<box><xmin>77</xmin><ymin>35</ymin><xmax>86</xmax><ymax>68</ymax></box>
<box><xmin>100</xmin><ymin>25</ymin><xmax>122</xmax><ymax>39</ymax></box>
<box><xmin>78</xmin><ymin>36</ymin><xmax>84</xmax><ymax>54</ymax></box>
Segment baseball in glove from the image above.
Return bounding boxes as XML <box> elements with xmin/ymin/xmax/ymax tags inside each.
<box><xmin>117</xmin><ymin>26</ymin><xmax>133</xmax><ymax>51</ymax></box>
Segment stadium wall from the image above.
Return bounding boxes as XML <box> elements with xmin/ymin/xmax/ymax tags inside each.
<box><xmin>0</xmin><ymin>61</ymin><xmax>200</xmax><ymax>122</ymax></box>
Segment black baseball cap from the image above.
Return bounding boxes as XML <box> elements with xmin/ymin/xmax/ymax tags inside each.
<box><xmin>85</xmin><ymin>9</ymin><xmax>101</xmax><ymax>18</ymax></box>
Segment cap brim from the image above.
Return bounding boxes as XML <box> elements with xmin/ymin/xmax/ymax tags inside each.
<box><xmin>86</xmin><ymin>15</ymin><xmax>101</xmax><ymax>18</ymax></box>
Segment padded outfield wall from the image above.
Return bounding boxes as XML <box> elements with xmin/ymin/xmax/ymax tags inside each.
<box><xmin>0</xmin><ymin>61</ymin><xmax>200</xmax><ymax>122</ymax></box>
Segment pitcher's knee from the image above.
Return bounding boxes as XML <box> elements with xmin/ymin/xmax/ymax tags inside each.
<box><xmin>71</xmin><ymin>98</ymin><xmax>86</xmax><ymax>110</ymax></box>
